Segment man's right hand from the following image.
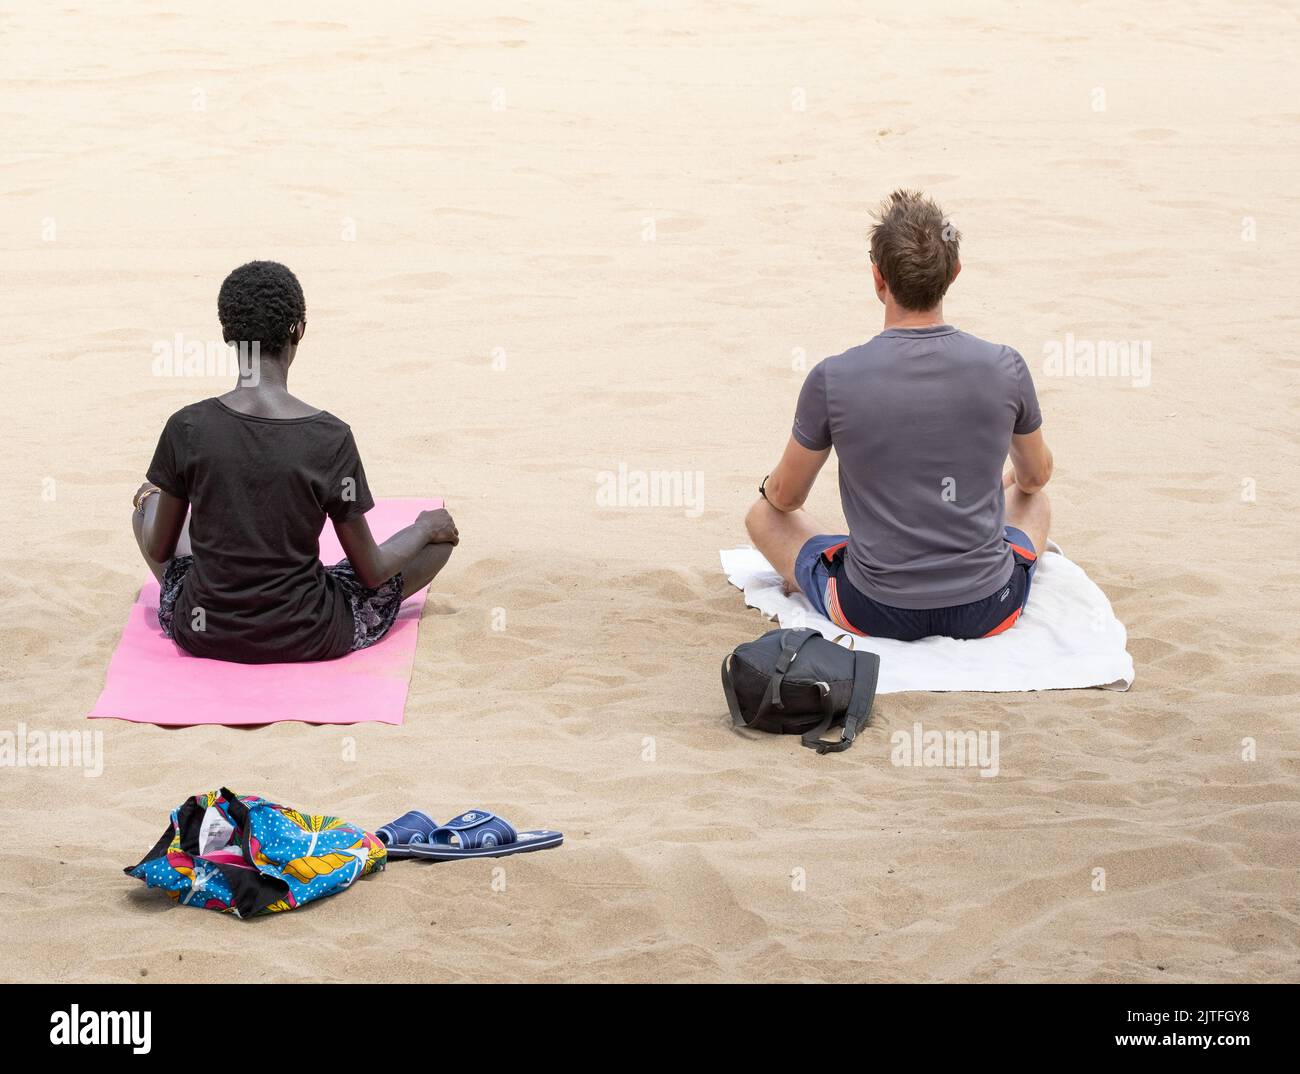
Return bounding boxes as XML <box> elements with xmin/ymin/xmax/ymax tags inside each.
<box><xmin>419</xmin><ymin>507</ymin><xmax>459</xmax><ymax>545</ymax></box>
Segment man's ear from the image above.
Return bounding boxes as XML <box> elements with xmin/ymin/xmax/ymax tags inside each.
<box><xmin>950</xmin><ymin>259</ymin><xmax>962</xmax><ymax>286</ymax></box>
<box><xmin>871</xmin><ymin>262</ymin><xmax>888</xmax><ymax>303</ymax></box>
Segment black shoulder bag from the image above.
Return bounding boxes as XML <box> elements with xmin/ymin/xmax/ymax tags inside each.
<box><xmin>720</xmin><ymin>628</ymin><xmax>880</xmax><ymax>754</ymax></box>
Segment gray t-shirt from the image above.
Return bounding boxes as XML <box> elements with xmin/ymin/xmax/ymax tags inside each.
<box><xmin>792</xmin><ymin>325</ymin><xmax>1042</xmax><ymax>609</ymax></box>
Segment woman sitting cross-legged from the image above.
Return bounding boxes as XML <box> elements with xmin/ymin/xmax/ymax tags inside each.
<box><xmin>133</xmin><ymin>260</ymin><xmax>457</xmax><ymax>664</ymax></box>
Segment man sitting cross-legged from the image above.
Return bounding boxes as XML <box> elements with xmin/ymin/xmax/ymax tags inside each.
<box><xmin>746</xmin><ymin>190</ymin><xmax>1054</xmax><ymax>641</ymax></box>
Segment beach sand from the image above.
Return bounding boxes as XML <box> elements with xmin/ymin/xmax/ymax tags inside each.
<box><xmin>1</xmin><ymin>1</ymin><xmax>1297</xmax><ymax>982</ymax></box>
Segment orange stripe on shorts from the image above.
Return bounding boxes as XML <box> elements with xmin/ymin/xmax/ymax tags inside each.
<box><xmin>821</xmin><ymin>540</ymin><xmax>848</xmax><ymax>563</ymax></box>
<box><xmin>826</xmin><ymin>577</ymin><xmax>868</xmax><ymax>636</ymax></box>
<box><xmin>981</xmin><ymin>606</ymin><xmax>1022</xmax><ymax>638</ymax></box>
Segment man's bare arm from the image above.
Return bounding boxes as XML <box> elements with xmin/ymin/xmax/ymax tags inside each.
<box><xmin>762</xmin><ymin>436</ymin><xmax>832</xmax><ymax>512</ymax></box>
<box><xmin>1008</xmin><ymin>428</ymin><xmax>1053</xmax><ymax>494</ymax></box>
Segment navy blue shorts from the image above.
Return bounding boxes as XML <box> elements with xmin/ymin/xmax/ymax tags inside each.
<box><xmin>793</xmin><ymin>527</ymin><xmax>1039</xmax><ymax>642</ymax></box>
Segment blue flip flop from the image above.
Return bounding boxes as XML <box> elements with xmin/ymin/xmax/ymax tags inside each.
<box><xmin>407</xmin><ymin>810</ymin><xmax>563</xmax><ymax>861</ymax></box>
<box><xmin>375</xmin><ymin>810</ymin><xmax>439</xmax><ymax>859</ymax></box>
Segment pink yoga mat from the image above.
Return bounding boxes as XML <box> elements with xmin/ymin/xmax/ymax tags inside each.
<box><xmin>89</xmin><ymin>497</ymin><xmax>443</xmax><ymax>727</ymax></box>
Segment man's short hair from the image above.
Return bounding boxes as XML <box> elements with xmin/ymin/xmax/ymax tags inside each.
<box><xmin>868</xmin><ymin>190</ymin><xmax>961</xmax><ymax>312</ymax></box>
<box><xmin>217</xmin><ymin>260</ymin><xmax>306</xmax><ymax>356</ymax></box>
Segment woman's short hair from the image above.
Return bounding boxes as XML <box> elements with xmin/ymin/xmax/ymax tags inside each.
<box><xmin>217</xmin><ymin>261</ymin><xmax>306</xmax><ymax>357</ymax></box>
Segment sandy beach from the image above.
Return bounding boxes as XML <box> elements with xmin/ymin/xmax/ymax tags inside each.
<box><xmin>1</xmin><ymin>1</ymin><xmax>1297</xmax><ymax>982</ymax></box>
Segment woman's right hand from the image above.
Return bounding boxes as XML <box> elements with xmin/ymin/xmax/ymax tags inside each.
<box><xmin>133</xmin><ymin>481</ymin><xmax>161</xmax><ymax>511</ymax></box>
<box><xmin>419</xmin><ymin>507</ymin><xmax>459</xmax><ymax>545</ymax></box>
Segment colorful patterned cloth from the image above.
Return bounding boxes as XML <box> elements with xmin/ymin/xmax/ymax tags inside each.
<box><xmin>125</xmin><ymin>788</ymin><xmax>387</xmax><ymax>918</ymax></box>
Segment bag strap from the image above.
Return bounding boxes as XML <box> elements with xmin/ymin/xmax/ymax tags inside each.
<box><xmin>759</xmin><ymin>629</ymin><xmax>821</xmax><ymax>717</ymax></box>
<box><xmin>797</xmin><ymin>683</ymin><xmax>837</xmax><ymax>752</ymax></box>
<box><xmin>800</xmin><ymin>649</ymin><xmax>881</xmax><ymax>754</ymax></box>
<box><xmin>843</xmin><ymin>650</ymin><xmax>880</xmax><ymax>742</ymax></box>
<box><xmin>721</xmin><ymin>654</ymin><xmax>752</xmax><ymax>729</ymax></box>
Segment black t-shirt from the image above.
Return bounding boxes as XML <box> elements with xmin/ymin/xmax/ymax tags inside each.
<box><xmin>147</xmin><ymin>398</ymin><xmax>374</xmax><ymax>664</ymax></box>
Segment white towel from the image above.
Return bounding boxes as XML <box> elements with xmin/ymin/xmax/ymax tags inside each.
<box><xmin>720</xmin><ymin>544</ymin><xmax>1134</xmax><ymax>694</ymax></box>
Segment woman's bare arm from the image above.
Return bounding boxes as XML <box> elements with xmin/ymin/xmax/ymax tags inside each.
<box><xmin>334</xmin><ymin>508</ymin><xmax>458</xmax><ymax>589</ymax></box>
<box><xmin>145</xmin><ymin>489</ymin><xmax>190</xmax><ymax>562</ymax></box>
